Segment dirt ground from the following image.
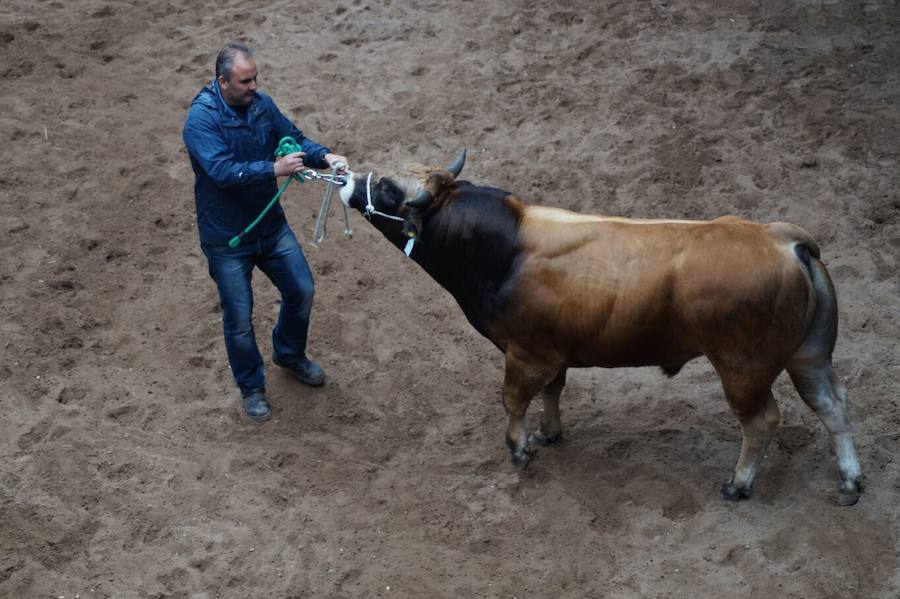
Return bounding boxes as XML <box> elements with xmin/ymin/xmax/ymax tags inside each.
<box><xmin>1</xmin><ymin>0</ymin><xmax>899</xmax><ymax>597</ymax></box>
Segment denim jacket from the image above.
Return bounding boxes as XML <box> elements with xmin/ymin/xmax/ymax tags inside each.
<box><xmin>183</xmin><ymin>82</ymin><xmax>331</xmax><ymax>246</ymax></box>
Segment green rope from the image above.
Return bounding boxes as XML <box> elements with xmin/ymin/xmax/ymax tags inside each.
<box><xmin>274</xmin><ymin>136</ymin><xmax>304</xmax><ymax>159</ymax></box>
<box><xmin>227</xmin><ymin>136</ymin><xmax>308</xmax><ymax>248</ymax></box>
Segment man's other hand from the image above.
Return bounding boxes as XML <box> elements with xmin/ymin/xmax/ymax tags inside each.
<box><xmin>274</xmin><ymin>151</ymin><xmax>307</xmax><ymax>177</ymax></box>
<box><xmin>324</xmin><ymin>153</ymin><xmax>349</xmax><ymax>174</ymax></box>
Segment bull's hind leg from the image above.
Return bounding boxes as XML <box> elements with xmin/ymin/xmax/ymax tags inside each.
<box><xmin>502</xmin><ymin>353</ymin><xmax>560</xmax><ymax>467</ymax></box>
<box><xmin>719</xmin><ymin>380</ymin><xmax>782</xmax><ymax>501</ymax></box>
<box><xmin>529</xmin><ymin>369</ymin><xmax>567</xmax><ymax>446</ymax></box>
<box><xmin>787</xmin><ymin>360</ymin><xmax>861</xmax><ymax>506</ymax></box>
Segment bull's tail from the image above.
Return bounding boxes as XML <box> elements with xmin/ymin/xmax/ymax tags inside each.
<box><xmin>766</xmin><ymin>222</ymin><xmax>835</xmax><ymax>359</ymax></box>
<box><xmin>791</xmin><ymin>243</ymin><xmax>839</xmax><ymax>361</ymax></box>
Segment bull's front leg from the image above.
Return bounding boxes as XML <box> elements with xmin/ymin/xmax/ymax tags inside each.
<box><xmin>502</xmin><ymin>353</ymin><xmax>559</xmax><ymax>467</ymax></box>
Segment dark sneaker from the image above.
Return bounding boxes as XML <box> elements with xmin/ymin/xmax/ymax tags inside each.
<box><xmin>241</xmin><ymin>388</ymin><xmax>271</xmax><ymax>422</ymax></box>
<box><xmin>272</xmin><ymin>353</ymin><xmax>325</xmax><ymax>387</ymax></box>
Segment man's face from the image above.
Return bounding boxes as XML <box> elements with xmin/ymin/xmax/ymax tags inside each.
<box><xmin>218</xmin><ymin>53</ymin><xmax>258</xmax><ymax>107</ymax></box>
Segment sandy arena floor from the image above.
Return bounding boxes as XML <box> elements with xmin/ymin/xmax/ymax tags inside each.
<box><xmin>1</xmin><ymin>1</ymin><xmax>899</xmax><ymax>597</ymax></box>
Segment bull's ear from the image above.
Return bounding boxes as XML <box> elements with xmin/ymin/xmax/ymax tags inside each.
<box><xmin>448</xmin><ymin>148</ymin><xmax>466</xmax><ymax>178</ymax></box>
<box><xmin>405</xmin><ymin>188</ymin><xmax>433</xmax><ymax>209</ymax></box>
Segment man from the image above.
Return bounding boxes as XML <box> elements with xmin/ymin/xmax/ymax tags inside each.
<box><xmin>183</xmin><ymin>42</ymin><xmax>348</xmax><ymax>422</ymax></box>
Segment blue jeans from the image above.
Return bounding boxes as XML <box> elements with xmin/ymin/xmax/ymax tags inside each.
<box><xmin>202</xmin><ymin>225</ymin><xmax>314</xmax><ymax>393</ymax></box>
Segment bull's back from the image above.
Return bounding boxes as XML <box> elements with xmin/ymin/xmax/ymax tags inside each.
<box><xmin>494</xmin><ymin>208</ymin><xmax>815</xmax><ymax>368</ymax></box>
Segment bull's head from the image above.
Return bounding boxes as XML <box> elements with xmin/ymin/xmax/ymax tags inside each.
<box><xmin>339</xmin><ymin>149</ymin><xmax>467</xmax><ymax>248</ymax></box>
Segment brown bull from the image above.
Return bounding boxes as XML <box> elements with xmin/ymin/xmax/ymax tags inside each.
<box><xmin>338</xmin><ymin>150</ymin><xmax>862</xmax><ymax>505</ymax></box>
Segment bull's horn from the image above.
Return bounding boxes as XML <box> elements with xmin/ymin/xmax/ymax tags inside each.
<box><xmin>448</xmin><ymin>148</ymin><xmax>467</xmax><ymax>178</ymax></box>
<box><xmin>404</xmin><ymin>148</ymin><xmax>466</xmax><ymax>209</ymax></box>
<box><xmin>405</xmin><ymin>188</ymin><xmax>433</xmax><ymax>209</ymax></box>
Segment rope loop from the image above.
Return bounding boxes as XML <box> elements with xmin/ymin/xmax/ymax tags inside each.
<box><xmin>275</xmin><ymin>136</ymin><xmax>302</xmax><ymax>158</ymax></box>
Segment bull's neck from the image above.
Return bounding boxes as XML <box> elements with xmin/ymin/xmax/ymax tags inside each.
<box><xmin>401</xmin><ymin>202</ymin><xmax>521</xmax><ymax>338</ymax></box>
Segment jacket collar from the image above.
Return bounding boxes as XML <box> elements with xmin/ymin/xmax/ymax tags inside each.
<box><xmin>209</xmin><ymin>80</ymin><xmax>266</xmax><ymax>125</ymax></box>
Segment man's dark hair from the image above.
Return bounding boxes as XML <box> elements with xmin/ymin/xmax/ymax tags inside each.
<box><xmin>215</xmin><ymin>42</ymin><xmax>253</xmax><ymax>80</ymax></box>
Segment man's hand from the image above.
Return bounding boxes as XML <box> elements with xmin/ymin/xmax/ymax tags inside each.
<box><xmin>274</xmin><ymin>151</ymin><xmax>306</xmax><ymax>177</ymax></box>
<box><xmin>324</xmin><ymin>153</ymin><xmax>349</xmax><ymax>174</ymax></box>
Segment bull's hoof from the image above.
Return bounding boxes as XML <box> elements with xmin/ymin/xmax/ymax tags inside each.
<box><xmin>510</xmin><ymin>445</ymin><xmax>535</xmax><ymax>469</ymax></box>
<box><xmin>528</xmin><ymin>430</ymin><xmax>562</xmax><ymax>447</ymax></box>
<box><xmin>838</xmin><ymin>490</ymin><xmax>859</xmax><ymax>507</ymax></box>
<box><xmin>838</xmin><ymin>482</ymin><xmax>861</xmax><ymax>507</ymax></box>
<box><xmin>720</xmin><ymin>480</ymin><xmax>752</xmax><ymax>502</ymax></box>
